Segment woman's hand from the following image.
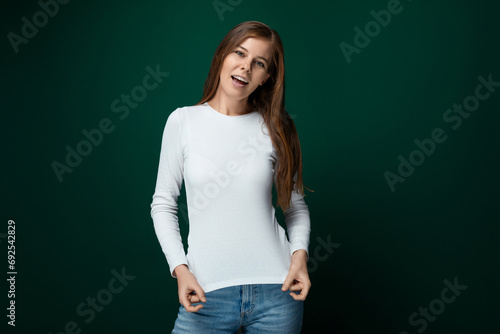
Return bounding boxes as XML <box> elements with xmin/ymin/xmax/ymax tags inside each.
<box><xmin>174</xmin><ymin>264</ymin><xmax>206</xmax><ymax>312</ymax></box>
<box><xmin>281</xmin><ymin>249</ymin><xmax>311</xmax><ymax>301</ymax></box>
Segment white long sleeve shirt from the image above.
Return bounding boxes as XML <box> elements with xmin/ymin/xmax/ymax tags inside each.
<box><xmin>150</xmin><ymin>102</ymin><xmax>311</xmax><ymax>293</ymax></box>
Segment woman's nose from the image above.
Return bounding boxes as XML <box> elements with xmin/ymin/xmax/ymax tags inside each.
<box><xmin>241</xmin><ymin>61</ymin><xmax>251</xmax><ymax>71</ymax></box>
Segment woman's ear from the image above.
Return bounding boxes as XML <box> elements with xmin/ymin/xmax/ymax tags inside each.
<box><xmin>261</xmin><ymin>73</ymin><xmax>270</xmax><ymax>85</ymax></box>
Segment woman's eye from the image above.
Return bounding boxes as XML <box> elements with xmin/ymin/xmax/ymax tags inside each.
<box><xmin>235</xmin><ymin>50</ymin><xmax>265</xmax><ymax>68</ymax></box>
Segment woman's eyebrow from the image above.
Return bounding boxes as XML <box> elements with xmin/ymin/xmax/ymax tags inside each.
<box><xmin>236</xmin><ymin>45</ymin><xmax>268</xmax><ymax>64</ymax></box>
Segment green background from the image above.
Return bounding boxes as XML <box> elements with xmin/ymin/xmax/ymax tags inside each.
<box><xmin>2</xmin><ymin>0</ymin><xmax>499</xmax><ymax>333</ymax></box>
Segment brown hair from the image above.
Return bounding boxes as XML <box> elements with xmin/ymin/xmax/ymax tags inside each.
<box><xmin>195</xmin><ymin>21</ymin><xmax>313</xmax><ymax>211</ymax></box>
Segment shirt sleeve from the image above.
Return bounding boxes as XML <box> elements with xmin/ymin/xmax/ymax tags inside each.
<box><xmin>281</xmin><ymin>171</ymin><xmax>312</xmax><ymax>261</ymax></box>
<box><xmin>150</xmin><ymin>109</ymin><xmax>188</xmax><ymax>278</ymax></box>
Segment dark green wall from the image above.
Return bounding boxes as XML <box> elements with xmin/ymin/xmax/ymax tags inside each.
<box><xmin>2</xmin><ymin>0</ymin><xmax>499</xmax><ymax>333</ymax></box>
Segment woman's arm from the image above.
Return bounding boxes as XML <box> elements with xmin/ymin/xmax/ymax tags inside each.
<box><xmin>150</xmin><ymin>108</ymin><xmax>189</xmax><ymax>278</ymax></box>
<box><xmin>283</xmin><ymin>172</ymin><xmax>312</xmax><ymax>261</ymax></box>
<box><xmin>281</xmin><ymin>171</ymin><xmax>312</xmax><ymax>301</ymax></box>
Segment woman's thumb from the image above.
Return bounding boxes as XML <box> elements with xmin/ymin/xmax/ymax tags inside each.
<box><xmin>195</xmin><ymin>286</ymin><xmax>206</xmax><ymax>302</ymax></box>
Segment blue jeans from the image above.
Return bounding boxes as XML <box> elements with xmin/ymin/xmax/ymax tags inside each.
<box><xmin>172</xmin><ymin>284</ymin><xmax>304</xmax><ymax>333</ymax></box>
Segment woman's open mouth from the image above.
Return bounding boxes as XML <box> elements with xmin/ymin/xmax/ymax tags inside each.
<box><xmin>231</xmin><ymin>75</ymin><xmax>249</xmax><ymax>88</ymax></box>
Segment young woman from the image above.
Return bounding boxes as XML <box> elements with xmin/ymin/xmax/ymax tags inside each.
<box><xmin>150</xmin><ymin>20</ymin><xmax>313</xmax><ymax>333</ymax></box>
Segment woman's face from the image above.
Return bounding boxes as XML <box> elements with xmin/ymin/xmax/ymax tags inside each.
<box><xmin>218</xmin><ymin>37</ymin><xmax>272</xmax><ymax>100</ymax></box>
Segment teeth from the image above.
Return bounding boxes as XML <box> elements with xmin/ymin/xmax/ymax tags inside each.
<box><xmin>232</xmin><ymin>75</ymin><xmax>248</xmax><ymax>84</ymax></box>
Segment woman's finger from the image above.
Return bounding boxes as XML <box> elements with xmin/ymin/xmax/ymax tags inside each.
<box><xmin>288</xmin><ymin>280</ymin><xmax>302</xmax><ymax>291</ymax></box>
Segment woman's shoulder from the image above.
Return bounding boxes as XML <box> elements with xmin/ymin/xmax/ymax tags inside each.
<box><xmin>166</xmin><ymin>103</ymin><xmax>207</xmax><ymax>125</ymax></box>
<box><xmin>173</xmin><ymin>103</ymin><xmax>206</xmax><ymax>114</ymax></box>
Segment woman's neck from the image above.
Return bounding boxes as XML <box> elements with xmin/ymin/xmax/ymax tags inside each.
<box><xmin>207</xmin><ymin>94</ymin><xmax>251</xmax><ymax>116</ymax></box>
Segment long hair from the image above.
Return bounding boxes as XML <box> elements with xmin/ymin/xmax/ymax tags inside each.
<box><xmin>195</xmin><ymin>21</ymin><xmax>313</xmax><ymax>212</ymax></box>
